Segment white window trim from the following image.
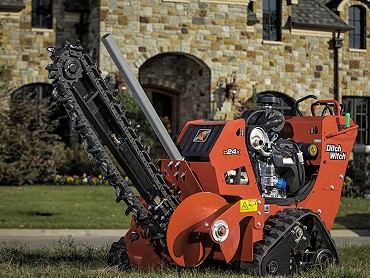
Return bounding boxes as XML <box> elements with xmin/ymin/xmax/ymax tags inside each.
<box><xmin>200</xmin><ymin>0</ymin><xmax>250</xmax><ymax>5</ymax></box>
<box><xmin>31</xmin><ymin>28</ymin><xmax>54</xmax><ymax>32</ymax></box>
<box><xmin>162</xmin><ymin>0</ymin><xmax>190</xmax><ymax>3</ymax></box>
<box><xmin>262</xmin><ymin>40</ymin><xmax>284</xmax><ymax>45</ymax></box>
<box><xmin>348</xmin><ymin>48</ymin><xmax>367</xmax><ymax>53</ymax></box>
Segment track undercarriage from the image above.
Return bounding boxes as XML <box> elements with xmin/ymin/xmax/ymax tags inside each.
<box><xmin>240</xmin><ymin>209</ymin><xmax>338</xmax><ymax>275</ymax></box>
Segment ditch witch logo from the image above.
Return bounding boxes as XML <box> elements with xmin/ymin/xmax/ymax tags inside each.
<box><xmin>193</xmin><ymin>129</ymin><xmax>211</xmax><ymax>143</ymax></box>
<box><xmin>326</xmin><ymin>144</ymin><xmax>347</xmax><ymax>160</ymax></box>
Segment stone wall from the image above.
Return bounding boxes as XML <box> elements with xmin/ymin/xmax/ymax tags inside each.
<box><xmin>0</xmin><ymin>0</ymin><xmax>55</xmax><ymax>90</ymax></box>
<box><xmin>338</xmin><ymin>0</ymin><xmax>370</xmax><ymax>98</ymax></box>
<box><xmin>0</xmin><ymin>0</ymin><xmax>98</xmax><ymax>91</ymax></box>
<box><xmin>1</xmin><ymin>0</ymin><xmax>368</xmax><ymax>111</ymax></box>
<box><xmin>97</xmin><ymin>0</ymin><xmax>367</xmax><ymax>115</ymax></box>
<box><xmin>139</xmin><ymin>53</ymin><xmax>211</xmax><ymax>130</ymax></box>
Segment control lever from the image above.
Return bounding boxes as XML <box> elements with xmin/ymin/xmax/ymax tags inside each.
<box><xmin>295</xmin><ymin>95</ymin><xmax>317</xmax><ymax>116</ymax></box>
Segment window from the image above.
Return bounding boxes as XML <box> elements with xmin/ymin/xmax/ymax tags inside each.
<box><xmin>32</xmin><ymin>0</ymin><xmax>52</xmax><ymax>29</ymax></box>
<box><xmin>12</xmin><ymin>83</ymin><xmax>53</xmax><ymax>102</ymax></box>
<box><xmin>348</xmin><ymin>6</ymin><xmax>366</xmax><ymax>49</ymax></box>
<box><xmin>342</xmin><ymin>97</ymin><xmax>369</xmax><ymax>145</ymax></box>
<box><xmin>263</xmin><ymin>0</ymin><xmax>281</xmax><ymax>41</ymax></box>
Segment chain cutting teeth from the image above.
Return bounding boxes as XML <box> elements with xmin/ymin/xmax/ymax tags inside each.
<box><xmin>46</xmin><ymin>41</ymin><xmax>176</xmax><ymax>245</ymax></box>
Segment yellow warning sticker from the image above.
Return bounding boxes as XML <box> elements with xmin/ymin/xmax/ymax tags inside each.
<box><xmin>240</xmin><ymin>199</ymin><xmax>258</xmax><ymax>212</ymax></box>
<box><xmin>309</xmin><ymin>144</ymin><xmax>318</xmax><ymax>156</ymax></box>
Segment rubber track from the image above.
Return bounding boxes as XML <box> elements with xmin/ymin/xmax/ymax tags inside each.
<box><xmin>240</xmin><ymin>208</ymin><xmax>335</xmax><ymax>275</ymax></box>
<box><xmin>46</xmin><ymin>42</ymin><xmax>178</xmax><ymax>241</ymax></box>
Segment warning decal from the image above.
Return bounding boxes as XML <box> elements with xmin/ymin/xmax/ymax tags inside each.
<box><xmin>240</xmin><ymin>199</ymin><xmax>258</xmax><ymax>212</ymax></box>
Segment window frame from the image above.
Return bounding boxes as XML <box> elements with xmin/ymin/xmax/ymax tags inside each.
<box><xmin>342</xmin><ymin>96</ymin><xmax>369</xmax><ymax>145</ymax></box>
<box><xmin>31</xmin><ymin>0</ymin><xmax>53</xmax><ymax>29</ymax></box>
<box><xmin>263</xmin><ymin>0</ymin><xmax>282</xmax><ymax>41</ymax></box>
<box><xmin>348</xmin><ymin>5</ymin><xmax>366</xmax><ymax>49</ymax></box>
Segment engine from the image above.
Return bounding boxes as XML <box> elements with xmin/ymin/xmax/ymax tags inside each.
<box><xmin>244</xmin><ymin>94</ymin><xmax>305</xmax><ymax>199</ymax></box>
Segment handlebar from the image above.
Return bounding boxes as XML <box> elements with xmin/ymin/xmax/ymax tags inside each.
<box><xmin>295</xmin><ymin>95</ymin><xmax>317</xmax><ymax>116</ymax></box>
<box><xmin>310</xmin><ymin>100</ymin><xmax>342</xmax><ymax>116</ymax></box>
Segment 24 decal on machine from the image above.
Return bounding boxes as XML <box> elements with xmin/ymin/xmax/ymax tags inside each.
<box><xmin>223</xmin><ymin>148</ymin><xmax>241</xmax><ymax>155</ymax></box>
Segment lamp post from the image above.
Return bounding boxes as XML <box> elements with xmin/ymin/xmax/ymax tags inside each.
<box><xmin>329</xmin><ymin>31</ymin><xmax>343</xmax><ymax>102</ymax></box>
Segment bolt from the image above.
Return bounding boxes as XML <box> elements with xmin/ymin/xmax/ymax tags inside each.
<box><xmin>257</xmin><ymin>222</ymin><xmax>262</xmax><ymax>226</ymax></box>
<box><xmin>339</xmin><ymin>174</ymin><xmax>344</xmax><ymax>179</ymax></box>
<box><xmin>218</xmin><ymin>226</ymin><xmax>227</xmax><ymax>237</ymax></box>
<box><xmin>330</xmin><ymin>185</ymin><xmax>335</xmax><ymax>190</ymax></box>
<box><xmin>67</xmin><ymin>63</ymin><xmax>77</xmax><ymax>74</ymax></box>
<box><xmin>258</xmin><ymin>211</ymin><xmax>262</xmax><ymax>215</ymax></box>
<box><xmin>212</xmin><ymin>220</ymin><xmax>229</xmax><ymax>242</ymax></box>
<box><xmin>293</xmin><ymin>225</ymin><xmax>304</xmax><ymax>240</ymax></box>
<box><xmin>318</xmin><ymin>209</ymin><xmax>322</xmax><ymax>214</ymax></box>
<box><xmin>257</xmin><ymin>200</ymin><xmax>262</xmax><ymax>204</ymax></box>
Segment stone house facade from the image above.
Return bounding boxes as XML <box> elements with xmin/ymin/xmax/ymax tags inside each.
<box><xmin>0</xmin><ymin>0</ymin><xmax>369</xmax><ymax>190</ymax></box>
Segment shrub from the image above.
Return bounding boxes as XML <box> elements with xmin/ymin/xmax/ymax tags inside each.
<box><xmin>0</xmin><ymin>90</ymin><xmax>67</xmax><ymax>185</ymax></box>
<box><xmin>56</xmin><ymin>145</ymin><xmax>97</xmax><ymax>176</ymax></box>
<box><xmin>117</xmin><ymin>91</ymin><xmax>156</xmax><ymax>148</ymax></box>
<box><xmin>342</xmin><ymin>176</ymin><xmax>362</xmax><ymax>198</ymax></box>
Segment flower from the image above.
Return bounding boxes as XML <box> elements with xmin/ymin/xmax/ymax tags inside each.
<box><xmin>66</xmin><ymin>176</ymin><xmax>75</xmax><ymax>184</ymax></box>
<box><xmin>52</xmin><ymin>173</ymin><xmax>110</xmax><ymax>186</ymax></box>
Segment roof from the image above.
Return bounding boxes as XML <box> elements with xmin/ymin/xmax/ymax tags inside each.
<box><xmin>291</xmin><ymin>0</ymin><xmax>352</xmax><ymax>32</ymax></box>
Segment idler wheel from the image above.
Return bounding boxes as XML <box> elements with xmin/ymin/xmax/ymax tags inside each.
<box><xmin>313</xmin><ymin>249</ymin><xmax>335</xmax><ymax>270</ymax></box>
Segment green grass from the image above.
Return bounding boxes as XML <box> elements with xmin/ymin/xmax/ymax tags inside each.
<box><xmin>0</xmin><ymin>186</ymin><xmax>369</xmax><ymax>229</ymax></box>
<box><xmin>333</xmin><ymin>197</ymin><xmax>370</xmax><ymax>230</ymax></box>
<box><xmin>0</xmin><ymin>241</ymin><xmax>369</xmax><ymax>277</ymax></box>
<box><xmin>0</xmin><ymin>186</ymin><xmax>130</xmax><ymax>229</ymax></box>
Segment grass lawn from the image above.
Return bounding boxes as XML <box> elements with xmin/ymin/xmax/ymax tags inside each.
<box><xmin>0</xmin><ymin>241</ymin><xmax>369</xmax><ymax>277</ymax></box>
<box><xmin>333</xmin><ymin>197</ymin><xmax>370</xmax><ymax>230</ymax></box>
<box><xmin>0</xmin><ymin>185</ymin><xmax>369</xmax><ymax>229</ymax></box>
<box><xmin>0</xmin><ymin>185</ymin><xmax>130</xmax><ymax>229</ymax></box>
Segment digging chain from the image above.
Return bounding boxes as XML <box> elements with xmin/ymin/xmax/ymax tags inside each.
<box><xmin>46</xmin><ymin>41</ymin><xmax>179</xmax><ymax>243</ymax></box>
